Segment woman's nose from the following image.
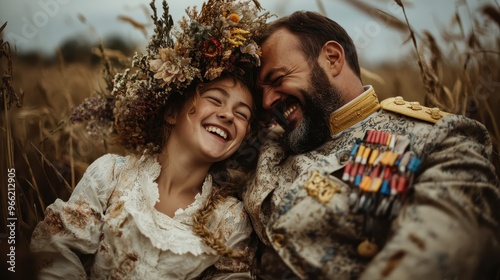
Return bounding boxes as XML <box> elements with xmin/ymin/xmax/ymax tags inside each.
<box><xmin>217</xmin><ymin>108</ymin><xmax>234</xmax><ymax>122</ymax></box>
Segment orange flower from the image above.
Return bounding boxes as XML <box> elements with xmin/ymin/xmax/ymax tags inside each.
<box><xmin>228</xmin><ymin>13</ymin><xmax>240</xmax><ymax>23</ymax></box>
<box><xmin>201</xmin><ymin>38</ymin><xmax>222</xmax><ymax>58</ymax></box>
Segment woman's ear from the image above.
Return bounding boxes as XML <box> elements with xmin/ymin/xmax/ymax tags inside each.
<box><xmin>164</xmin><ymin>108</ymin><xmax>177</xmax><ymax>125</ymax></box>
<box><xmin>320</xmin><ymin>40</ymin><xmax>345</xmax><ymax>78</ymax></box>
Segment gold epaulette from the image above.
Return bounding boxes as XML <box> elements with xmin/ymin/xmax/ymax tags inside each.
<box><xmin>380</xmin><ymin>96</ymin><xmax>451</xmax><ymax>124</ymax></box>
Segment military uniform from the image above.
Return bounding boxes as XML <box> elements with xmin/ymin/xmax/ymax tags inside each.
<box><xmin>244</xmin><ymin>86</ymin><xmax>500</xmax><ymax>280</ymax></box>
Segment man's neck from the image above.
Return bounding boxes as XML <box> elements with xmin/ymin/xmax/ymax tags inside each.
<box><xmin>329</xmin><ymin>86</ymin><xmax>380</xmax><ymax>135</ymax></box>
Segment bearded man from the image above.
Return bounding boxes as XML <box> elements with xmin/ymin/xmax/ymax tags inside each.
<box><xmin>244</xmin><ymin>11</ymin><xmax>500</xmax><ymax>280</ymax></box>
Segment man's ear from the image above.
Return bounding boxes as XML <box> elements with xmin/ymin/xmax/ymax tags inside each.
<box><xmin>320</xmin><ymin>40</ymin><xmax>345</xmax><ymax>78</ymax></box>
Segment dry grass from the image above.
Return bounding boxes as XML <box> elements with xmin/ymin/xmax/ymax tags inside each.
<box><xmin>1</xmin><ymin>50</ymin><xmax>123</xmax><ymax>279</ymax></box>
<box><xmin>354</xmin><ymin>0</ymin><xmax>500</xmax><ymax>171</ymax></box>
<box><xmin>0</xmin><ymin>0</ymin><xmax>499</xmax><ymax>278</ymax></box>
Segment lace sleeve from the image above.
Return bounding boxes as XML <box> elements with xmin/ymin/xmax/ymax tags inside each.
<box><xmin>30</xmin><ymin>154</ymin><xmax>123</xmax><ymax>279</ymax></box>
<box><xmin>203</xmin><ymin>199</ymin><xmax>257</xmax><ymax>279</ymax></box>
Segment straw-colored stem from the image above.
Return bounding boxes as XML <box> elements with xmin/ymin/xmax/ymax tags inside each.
<box><xmin>21</xmin><ymin>146</ymin><xmax>46</xmax><ymax>212</ymax></box>
<box><xmin>3</xmin><ymin>88</ymin><xmax>14</xmax><ymax>167</ymax></box>
<box><xmin>70</xmin><ymin>124</ymin><xmax>75</xmax><ymax>188</ymax></box>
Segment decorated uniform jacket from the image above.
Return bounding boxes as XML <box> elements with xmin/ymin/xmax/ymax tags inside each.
<box><xmin>243</xmin><ymin>86</ymin><xmax>500</xmax><ymax>280</ymax></box>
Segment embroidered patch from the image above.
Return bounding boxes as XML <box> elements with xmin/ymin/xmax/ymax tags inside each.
<box><xmin>304</xmin><ymin>171</ymin><xmax>341</xmax><ymax>203</ymax></box>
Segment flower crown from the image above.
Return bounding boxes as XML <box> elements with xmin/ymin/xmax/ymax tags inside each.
<box><xmin>70</xmin><ymin>0</ymin><xmax>271</xmax><ymax>153</ymax></box>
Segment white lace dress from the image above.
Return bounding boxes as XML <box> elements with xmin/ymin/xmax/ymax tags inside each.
<box><xmin>30</xmin><ymin>154</ymin><xmax>254</xmax><ymax>279</ymax></box>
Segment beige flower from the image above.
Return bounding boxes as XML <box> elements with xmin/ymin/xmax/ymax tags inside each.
<box><xmin>204</xmin><ymin>67</ymin><xmax>225</xmax><ymax>81</ymax></box>
<box><xmin>150</xmin><ymin>48</ymin><xmax>193</xmax><ymax>85</ymax></box>
<box><xmin>240</xmin><ymin>42</ymin><xmax>260</xmax><ymax>66</ymax></box>
<box><xmin>154</xmin><ymin>62</ymin><xmax>181</xmax><ymax>84</ymax></box>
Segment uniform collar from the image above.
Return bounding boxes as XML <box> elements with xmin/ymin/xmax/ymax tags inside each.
<box><xmin>329</xmin><ymin>86</ymin><xmax>380</xmax><ymax>135</ymax></box>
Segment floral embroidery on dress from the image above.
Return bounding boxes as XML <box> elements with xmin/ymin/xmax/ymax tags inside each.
<box><xmin>114</xmin><ymin>155</ymin><xmax>229</xmax><ymax>255</ymax></box>
<box><xmin>31</xmin><ymin>154</ymin><xmax>254</xmax><ymax>279</ymax></box>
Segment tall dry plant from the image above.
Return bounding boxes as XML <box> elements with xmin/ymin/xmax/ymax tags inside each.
<box><xmin>0</xmin><ymin>4</ymin><xmax>152</xmax><ymax>275</ymax></box>
<box><xmin>1</xmin><ymin>21</ymin><xmax>34</xmax><ymax>279</ymax></box>
<box><xmin>1</xmin><ymin>22</ymin><xmax>20</xmax><ymax>226</ymax></box>
<box><xmin>1</xmin><ymin>26</ymin><xmax>129</xmax><ymax>280</ymax></box>
<box><xmin>345</xmin><ymin>0</ymin><xmax>500</xmax><ymax>176</ymax></box>
<box><xmin>398</xmin><ymin>0</ymin><xmax>500</xmax><ymax>175</ymax></box>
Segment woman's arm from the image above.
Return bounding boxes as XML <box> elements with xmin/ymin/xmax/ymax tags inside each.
<box><xmin>201</xmin><ymin>199</ymin><xmax>257</xmax><ymax>279</ymax></box>
<box><xmin>30</xmin><ymin>154</ymin><xmax>122</xmax><ymax>279</ymax></box>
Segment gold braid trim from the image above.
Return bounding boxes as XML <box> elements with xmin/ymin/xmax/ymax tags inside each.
<box><xmin>329</xmin><ymin>88</ymin><xmax>380</xmax><ymax>135</ymax></box>
<box><xmin>192</xmin><ymin>188</ymin><xmax>248</xmax><ymax>263</ymax></box>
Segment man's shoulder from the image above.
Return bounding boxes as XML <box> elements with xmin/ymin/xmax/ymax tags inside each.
<box><xmin>380</xmin><ymin>96</ymin><xmax>452</xmax><ymax>124</ymax></box>
<box><xmin>378</xmin><ymin>96</ymin><xmax>484</xmax><ymax>132</ymax></box>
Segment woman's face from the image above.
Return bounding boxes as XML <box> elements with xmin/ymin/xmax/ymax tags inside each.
<box><xmin>168</xmin><ymin>77</ymin><xmax>253</xmax><ymax>163</ymax></box>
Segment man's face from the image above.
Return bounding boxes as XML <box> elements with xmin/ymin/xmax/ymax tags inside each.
<box><xmin>258</xmin><ymin>28</ymin><xmax>342</xmax><ymax>154</ymax></box>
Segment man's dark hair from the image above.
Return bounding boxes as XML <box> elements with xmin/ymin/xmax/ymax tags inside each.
<box><xmin>256</xmin><ymin>11</ymin><xmax>361</xmax><ymax>78</ymax></box>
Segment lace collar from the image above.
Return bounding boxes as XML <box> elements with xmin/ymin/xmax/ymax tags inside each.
<box><xmin>120</xmin><ymin>155</ymin><xmax>215</xmax><ymax>255</ymax></box>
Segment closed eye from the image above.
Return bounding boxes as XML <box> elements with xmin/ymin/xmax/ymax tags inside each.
<box><xmin>270</xmin><ymin>75</ymin><xmax>284</xmax><ymax>87</ymax></box>
<box><xmin>235</xmin><ymin>111</ymin><xmax>250</xmax><ymax>121</ymax></box>
<box><xmin>259</xmin><ymin>67</ymin><xmax>288</xmax><ymax>89</ymax></box>
<box><xmin>206</xmin><ymin>96</ymin><xmax>222</xmax><ymax>105</ymax></box>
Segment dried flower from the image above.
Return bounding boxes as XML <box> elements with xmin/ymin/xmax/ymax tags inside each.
<box><xmin>70</xmin><ymin>0</ymin><xmax>272</xmax><ymax>154</ymax></box>
<box><xmin>240</xmin><ymin>42</ymin><xmax>260</xmax><ymax>66</ymax></box>
<box><xmin>228</xmin><ymin>13</ymin><xmax>240</xmax><ymax>23</ymax></box>
<box><xmin>70</xmin><ymin>96</ymin><xmax>115</xmax><ymax>137</ymax></box>
<box><xmin>201</xmin><ymin>38</ymin><xmax>223</xmax><ymax>58</ymax></box>
<box><xmin>149</xmin><ymin>48</ymin><xmax>196</xmax><ymax>86</ymax></box>
<box><xmin>204</xmin><ymin>67</ymin><xmax>225</xmax><ymax>81</ymax></box>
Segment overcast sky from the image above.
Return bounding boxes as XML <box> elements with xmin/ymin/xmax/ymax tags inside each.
<box><xmin>0</xmin><ymin>0</ymin><xmax>490</xmax><ymax>64</ymax></box>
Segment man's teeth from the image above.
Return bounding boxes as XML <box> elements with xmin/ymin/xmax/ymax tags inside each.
<box><xmin>283</xmin><ymin>105</ymin><xmax>297</xmax><ymax>119</ymax></box>
<box><xmin>205</xmin><ymin>126</ymin><xmax>228</xmax><ymax>140</ymax></box>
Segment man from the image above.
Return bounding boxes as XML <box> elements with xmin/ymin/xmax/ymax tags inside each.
<box><xmin>243</xmin><ymin>11</ymin><xmax>500</xmax><ymax>280</ymax></box>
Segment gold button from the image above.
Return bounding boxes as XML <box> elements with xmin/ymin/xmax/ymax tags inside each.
<box><xmin>273</xmin><ymin>233</ymin><xmax>285</xmax><ymax>248</ymax></box>
<box><xmin>357</xmin><ymin>240</ymin><xmax>379</xmax><ymax>258</ymax></box>
<box><xmin>394</xmin><ymin>96</ymin><xmax>405</xmax><ymax>105</ymax></box>
<box><xmin>339</xmin><ymin>153</ymin><xmax>349</xmax><ymax>164</ymax></box>
<box><xmin>408</xmin><ymin>101</ymin><xmax>422</xmax><ymax>110</ymax></box>
<box><xmin>428</xmin><ymin>107</ymin><xmax>442</xmax><ymax>119</ymax></box>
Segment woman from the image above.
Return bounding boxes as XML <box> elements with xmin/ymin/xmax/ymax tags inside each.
<box><xmin>30</xmin><ymin>0</ymin><xmax>271</xmax><ymax>278</ymax></box>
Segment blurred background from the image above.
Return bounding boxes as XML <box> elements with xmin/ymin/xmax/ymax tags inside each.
<box><xmin>0</xmin><ymin>0</ymin><xmax>488</xmax><ymax>64</ymax></box>
<box><xmin>1</xmin><ymin>0</ymin><xmax>499</xmax><ymax>279</ymax></box>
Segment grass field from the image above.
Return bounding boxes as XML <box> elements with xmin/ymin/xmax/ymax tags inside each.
<box><xmin>1</xmin><ymin>0</ymin><xmax>499</xmax><ymax>279</ymax></box>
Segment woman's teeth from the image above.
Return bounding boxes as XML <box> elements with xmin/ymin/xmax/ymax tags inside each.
<box><xmin>205</xmin><ymin>126</ymin><xmax>228</xmax><ymax>140</ymax></box>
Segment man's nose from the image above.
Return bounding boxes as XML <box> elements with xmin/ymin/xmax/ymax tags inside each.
<box><xmin>262</xmin><ymin>87</ymin><xmax>282</xmax><ymax>110</ymax></box>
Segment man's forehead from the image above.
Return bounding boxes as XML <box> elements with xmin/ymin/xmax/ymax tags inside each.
<box><xmin>258</xmin><ymin>33</ymin><xmax>303</xmax><ymax>81</ymax></box>
<box><xmin>261</xmin><ymin>30</ymin><xmax>303</xmax><ymax>63</ymax></box>
<box><xmin>263</xmin><ymin>28</ymin><xmax>297</xmax><ymax>48</ymax></box>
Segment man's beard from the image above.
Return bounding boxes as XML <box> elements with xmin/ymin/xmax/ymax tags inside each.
<box><xmin>282</xmin><ymin>62</ymin><xmax>342</xmax><ymax>154</ymax></box>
